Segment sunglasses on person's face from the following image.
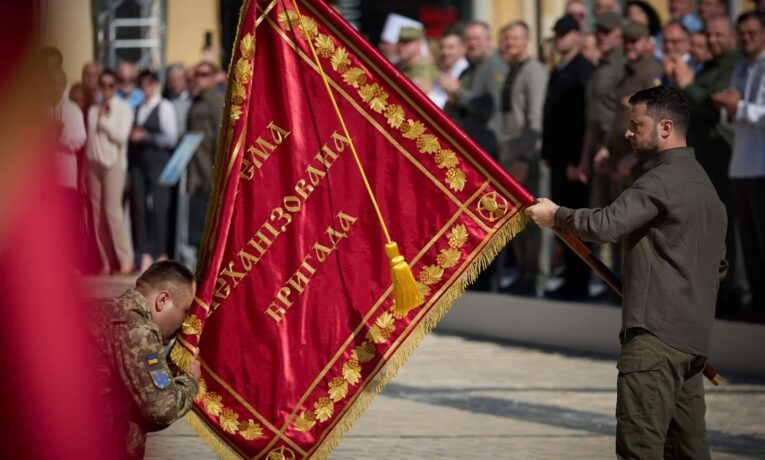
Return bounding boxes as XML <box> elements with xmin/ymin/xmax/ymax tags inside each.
<box><xmin>99</xmin><ymin>81</ymin><xmax>116</xmax><ymax>89</ymax></box>
<box><xmin>195</xmin><ymin>71</ymin><xmax>212</xmax><ymax>78</ymax></box>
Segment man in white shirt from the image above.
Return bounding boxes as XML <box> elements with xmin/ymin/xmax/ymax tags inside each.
<box><xmin>87</xmin><ymin>69</ymin><xmax>135</xmax><ymax>275</ymax></box>
<box><xmin>117</xmin><ymin>62</ymin><xmax>144</xmax><ymax>110</ymax></box>
<box><xmin>129</xmin><ymin>70</ymin><xmax>178</xmax><ymax>272</ymax></box>
<box><xmin>429</xmin><ymin>28</ymin><xmax>469</xmax><ymax>109</ymax></box>
<box><xmin>713</xmin><ymin>11</ymin><xmax>765</xmax><ymax>316</ymax></box>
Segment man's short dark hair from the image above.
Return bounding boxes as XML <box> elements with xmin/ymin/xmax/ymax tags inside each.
<box><xmin>628</xmin><ymin>86</ymin><xmax>690</xmax><ymax>133</ymax></box>
<box><xmin>737</xmin><ymin>10</ymin><xmax>765</xmax><ymax>28</ymax></box>
<box><xmin>464</xmin><ymin>20</ymin><xmax>491</xmax><ymax>37</ymax></box>
<box><xmin>441</xmin><ymin>25</ymin><xmax>464</xmax><ymax>41</ymax></box>
<box><xmin>137</xmin><ymin>69</ymin><xmax>159</xmax><ymax>85</ymax></box>
<box><xmin>136</xmin><ymin>261</ymin><xmax>195</xmax><ymax>300</ymax></box>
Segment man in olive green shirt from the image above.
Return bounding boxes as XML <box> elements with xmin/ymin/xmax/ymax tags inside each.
<box><xmin>576</xmin><ymin>12</ymin><xmax>626</xmax><ymax>284</ymax></box>
<box><xmin>526</xmin><ymin>87</ymin><xmax>727</xmax><ymax>459</ymax></box>
<box><xmin>579</xmin><ymin>12</ymin><xmax>626</xmax><ymax>183</ymax></box>
<box><xmin>601</xmin><ymin>22</ymin><xmax>662</xmax><ymax>184</ymax></box>
<box><xmin>440</xmin><ymin>21</ymin><xmax>508</xmax><ymax>159</ymax></box>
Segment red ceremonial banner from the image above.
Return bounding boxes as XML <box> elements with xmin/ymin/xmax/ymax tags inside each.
<box><xmin>171</xmin><ymin>0</ymin><xmax>534</xmax><ymax>458</ymax></box>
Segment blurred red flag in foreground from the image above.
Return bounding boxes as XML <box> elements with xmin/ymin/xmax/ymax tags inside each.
<box><xmin>0</xmin><ymin>2</ymin><xmax>111</xmax><ymax>458</ymax></box>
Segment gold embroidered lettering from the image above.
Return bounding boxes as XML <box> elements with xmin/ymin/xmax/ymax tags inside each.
<box><xmin>220</xmin><ymin>261</ymin><xmax>246</xmax><ymax>286</ymax></box>
<box><xmin>270</xmin><ymin>206</ymin><xmax>292</xmax><ymax>232</ymax></box>
<box><xmin>295</xmin><ymin>179</ymin><xmax>314</xmax><ymax>200</ymax></box>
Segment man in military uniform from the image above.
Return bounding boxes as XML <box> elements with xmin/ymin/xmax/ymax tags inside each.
<box><xmin>526</xmin><ymin>86</ymin><xmax>727</xmax><ymax>459</ymax></box>
<box><xmin>599</xmin><ymin>22</ymin><xmax>662</xmax><ymax>192</ymax></box>
<box><xmin>578</xmin><ymin>11</ymin><xmax>625</xmax><ymax>184</ymax></box>
<box><xmin>89</xmin><ymin>261</ymin><xmax>200</xmax><ymax>459</ymax></box>
<box><xmin>596</xmin><ymin>22</ymin><xmax>662</xmax><ymax>277</ymax></box>
<box><xmin>396</xmin><ymin>26</ymin><xmax>437</xmax><ymax>94</ymax></box>
<box><xmin>573</xmin><ymin>12</ymin><xmax>625</xmax><ymax>291</ymax></box>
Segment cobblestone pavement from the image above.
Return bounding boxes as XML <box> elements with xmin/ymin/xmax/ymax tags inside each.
<box><xmin>144</xmin><ymin>332</ymin><xmax>765</xmax><ymax>459</ymax></box>
<box><xmin>89</xmin><ymin>277</ymin><xmax>763</xmax><ymax>459</ymax></box>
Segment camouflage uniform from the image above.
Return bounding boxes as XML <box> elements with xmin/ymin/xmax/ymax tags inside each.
<box><xmin>88</xmin><ymin>289</ymin><xmax>198</xmax><ymax>459</ymax></box>
<box><xmin>397</xmin><ymin>58</ymin><xmax>438</xmax><ymax>92</ymax></box>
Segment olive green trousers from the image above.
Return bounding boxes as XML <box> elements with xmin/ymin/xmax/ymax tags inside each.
<box><xmin>616</xmin><ymin>329</ymin><xmax>710</xmax><ymax>460</ymax></box>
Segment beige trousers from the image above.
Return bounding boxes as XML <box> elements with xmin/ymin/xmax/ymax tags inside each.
<box><xmin>88</xmin><ymin>161</ymin><xmax>133</xmax><ymax>269</ymax></box>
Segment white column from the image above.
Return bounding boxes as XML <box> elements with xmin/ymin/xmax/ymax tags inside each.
<box><xmin>471</xmin><ymin>0</ymin><xmax>492</xmax><ymax>23</ymax></box>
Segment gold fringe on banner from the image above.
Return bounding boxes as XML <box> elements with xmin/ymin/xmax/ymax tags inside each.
<box><xmin>310</xmin><ymin>211</ymin><xmax>527</xmax><ymax>459</ymax></box>
<box><xmin>186</xmin><ymin>211</ymin><xmax>527</xmax><ymax>459</ymax></box>
<box><xmin>185</xmin><ymin>410</ymin><xmax>241</xmax><ymax>459</ymax></box>
<box><xmin>170</xmin><ymin>341</ymin><xmax>194</xmax><ymax>372</ymax></box>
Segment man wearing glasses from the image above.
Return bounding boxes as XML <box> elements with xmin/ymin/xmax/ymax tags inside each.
<box><xmin>86</xmin><ymin>69</ymin><xmax>135</xmax><ymax>275</ymax></box>
<box><xmin>187</xmin><ymin>62</ymin><xmax>225</xmax><ymax>256</ymax></box>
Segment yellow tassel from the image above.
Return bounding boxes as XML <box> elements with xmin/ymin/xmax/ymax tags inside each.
<box><xmin>170</xmin><ymin>342</ymin><xmax>193</xmax><ymax>372</ymax></box>
<box><xmin>386</xmin><ymin>242</ymin><xmax>423</xmax><ymax>317</ymax></box>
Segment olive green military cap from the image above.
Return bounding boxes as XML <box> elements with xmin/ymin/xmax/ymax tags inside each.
<box><xmin>399</xmin><ymin>26</ymin><xmax>424</xmax><ymax>42</ymax></box>
<box><xmin>595</xmin><ymin>11</ymin><xmax>623</xmax><ymax>31</ymax></box>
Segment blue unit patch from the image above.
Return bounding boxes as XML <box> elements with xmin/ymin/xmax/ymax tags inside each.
<box><xmin>150</xmin><ymin>369</ymin><xmax>172</xmax><ymax>389</ymax></box>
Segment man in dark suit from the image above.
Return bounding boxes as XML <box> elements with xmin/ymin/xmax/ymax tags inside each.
<box><xmin>541</xmin><ymin>15</ymin><xmax>594</xmax><ymax>300</ymax></box>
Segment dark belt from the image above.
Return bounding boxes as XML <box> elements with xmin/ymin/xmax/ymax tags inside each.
<box><xmin>619</xmin><ymin>327</ymin><xmax>650</xmax><ymax>344</ymax></box>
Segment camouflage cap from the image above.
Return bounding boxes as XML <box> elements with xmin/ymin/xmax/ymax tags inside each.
<box><xmin>595</xmin><ymin>11</ymin><xmax>623</xmax><ymax>31</ymax></box>
<box><xmin>623</xmin><ymin>22</ymin><xmax>650</xmax><ymax>41</ymax></box>
<box><xmin>399</xmin><ymin>26</ymin><xmax>424</xmax><ymax>42</ymax></box>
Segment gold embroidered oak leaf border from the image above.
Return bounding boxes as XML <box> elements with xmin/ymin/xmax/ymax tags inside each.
<box><xmin>280</xmin><ymin>7</ymin><xmax>470</xmax><ymax>193</ymax></box>
<box><xmin>196</xmin><ymin>378</ymin><xmax>266</xmax><ymax>441</ymax></box>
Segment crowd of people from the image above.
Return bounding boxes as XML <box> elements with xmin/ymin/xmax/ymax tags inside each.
<box><xmin>381</xmin><ymin>0</ymin><xmax>765</xmax><ymax>321</ymax></box>
<box><xmin>45</xmin><ymin>0</ymin><xmax>764</xmax><ymax>321</ymax></box>
<box><xmin>45</xmin><ymin>50</ymin><xmax>226</xmax><ymax>277</ymax></box>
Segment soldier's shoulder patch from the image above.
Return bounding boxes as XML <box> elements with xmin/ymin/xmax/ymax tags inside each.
<box><xmin>146</xmin><ymin>354</ymin><xmax>159</xmax><ymax>366</ymax></box>
<box><xmin>150</xmin><ymin>369</ymin><xmax>171</xmax><ymax>389</ymax></box>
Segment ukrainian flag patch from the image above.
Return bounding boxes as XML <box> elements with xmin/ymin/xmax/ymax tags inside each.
<box><xmin>146</xmin><ymin>354</ymin><xmax>159</xmax><ymax>366</ymax></box>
